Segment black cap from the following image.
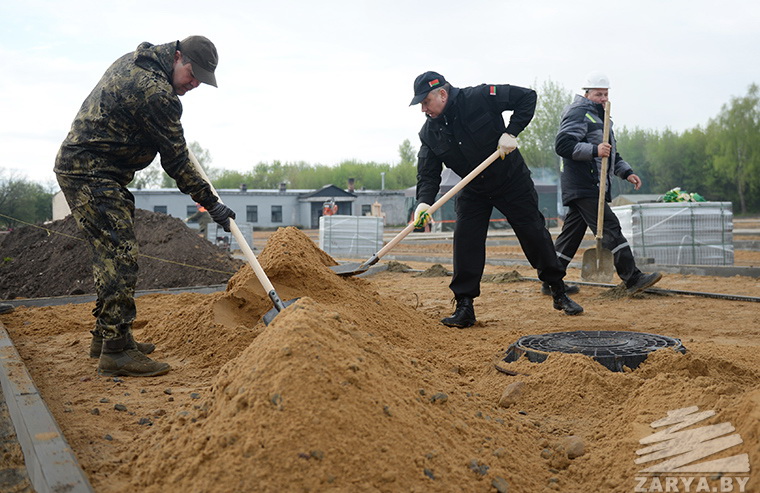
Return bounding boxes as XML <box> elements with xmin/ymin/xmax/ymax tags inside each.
<box><xmin>410</xmin><ymin>71</ymin><xmax>447</xmax><ymax>105</ymax></box>
<box><xmin>179</xmin><ymin>35</ymin><xmax>219</xmax><ymax>87</ymax></box>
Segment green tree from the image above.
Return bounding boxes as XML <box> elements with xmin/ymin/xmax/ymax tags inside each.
<box><xmin>649</xmin><ymin>127</ymin><xmax>717</xmax><ymax>198</ymax></box>
<box><xmin>129</xmin><ymin>141</ymin><xmax>213</xmax><ymax>189</ymax></box>
<box><xmin>520</xmin><ymin>79</ymin><xmax>573</xmax><ymax>174</ymax></box>
<box><xmin>399</xmin><ymin>138</ymin><xmax>416</xmax><ymax>166</ymax></box>
<box><xmin>615</xmin><ymin>126</ymin><xmax>658</xmax><ymax>195</ymax></box>
<box><xmin>681</xmin><ymin>126</ymin><xmax>732</xmax><ymax>201</ymax></box>
<box><xmin>129</xmin><ymin>156</ymin><xmax>162</xmax><ymax>189</ymax></box>
<box><xmin>706</xmin><ymin>84</ymin><xmax>760</xmax><ymax>214</ymax></box>
<box><xmin>250</xmin><ymin>160</ymin><xmax>287</xmax><ymax>189</ymax></box>
<box><xmin>0</xmin><ymin>171</ymin><xmax>53</xmax><ymax>228</ymax></box>
<box><xmin>391</xmin><ymin>139</ymin><xmax>418</xmax><ymax>189</ymax></box>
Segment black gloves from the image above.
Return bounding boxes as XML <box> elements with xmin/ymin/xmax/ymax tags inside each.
<box><xmin>206</xmin><ymin>202</ymin><xmax>236</xmax><ymax>232</ymax></box>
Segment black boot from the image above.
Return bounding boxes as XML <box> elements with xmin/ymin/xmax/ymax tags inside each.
<box><xmin>549</xmin><ymin>283</ymin><xmax>584</xmax><ymax>316</ymax></box>
<box><xmin>98</xmin><ymin>334</ymin><xmax>170</xmax><ymax>377</ymax></box>
<box><xmin>441</xmin><ymin>297</ymin><xmax>476</xmax><ymax>328</ymax></box>
<box><xmin>90</xmin><ymin>330</ymin><xmax>156</xmax><ymax>359</ymax></box>
<box><xmin>541</xmin><ymin>282</ymin><xmax>579</xmax><ymax>296</ymax></box>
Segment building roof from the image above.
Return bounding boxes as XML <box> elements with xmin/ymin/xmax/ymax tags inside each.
<box><xmin>300</xmin><ymin>184</ymin><xmax>357</xmax><ymax>199</ymax></box>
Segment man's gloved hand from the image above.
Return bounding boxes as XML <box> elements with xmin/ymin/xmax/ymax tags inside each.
<box><xmin>413</xmin><ymin>202</ymin><xmax>431</xmax><ymax>229</ymax></box>
<box><xmin>206</xmin><ymin>202</ymin><xmax>236</xmax><ymax>232</ymax></box>
<box><xmin>497</xmin><ymin>133</ymin><xmax>518</xmax><ymax>159</ymax></box>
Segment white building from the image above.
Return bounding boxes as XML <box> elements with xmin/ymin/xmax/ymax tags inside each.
<box><xmin>52</xmin><ymin>183</ymin><xmax>407</xmax><ymax>229</ymax></box>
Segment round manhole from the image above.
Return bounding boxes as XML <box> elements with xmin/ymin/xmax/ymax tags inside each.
<box><xmin>502</xmin><ymin>330</ymin><xmax>686</xmax><ymax>372</ymax></box>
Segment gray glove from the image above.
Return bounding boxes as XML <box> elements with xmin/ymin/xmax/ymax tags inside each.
<box><xmin>206</xmin><ymin>202</ymin><xmax>236</xmax><ymax>232</ymax></box>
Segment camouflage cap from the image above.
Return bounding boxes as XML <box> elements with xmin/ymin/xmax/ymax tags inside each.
<box><xmin>179</xmin><ymin>35</ymin><xmax>218</xmax><ymax>87</ymax></box>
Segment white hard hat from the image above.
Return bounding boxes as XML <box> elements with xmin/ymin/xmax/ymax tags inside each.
<box><xmin>582</xmin><ymin>71</ymin><xmax>610</xmax><ymax>90</ymax></box>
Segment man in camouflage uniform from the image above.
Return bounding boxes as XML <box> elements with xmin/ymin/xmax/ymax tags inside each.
<box><xmin>55</xmin><ymin>36</ymin><xmax>235</xmax><ymax>377</ymax></box>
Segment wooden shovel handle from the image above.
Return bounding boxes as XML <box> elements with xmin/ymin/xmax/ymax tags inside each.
<box><xmin>187</xmin><ymin>149</ymin><xmax>277</xmax><ymax>295</ymax></box>
<box><xmin>370</xmin><ymin>149</ymin><xmax>502</xmax><ymax>263</ymax></box>
<box><xmin>595</xmin><ymin>101</ymin><xmax>611</xmax><ymax>241</ymax></box>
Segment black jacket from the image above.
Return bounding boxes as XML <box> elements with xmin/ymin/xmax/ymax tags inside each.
<box><xmin>415</xmin><ymin>84</ymin><xmax>537</xmax><ymax>205</ymax></box>
<box><xmin>554</xmin><ymin>95</ymin><xmax>633</xmax><ymax>205</ymax></box>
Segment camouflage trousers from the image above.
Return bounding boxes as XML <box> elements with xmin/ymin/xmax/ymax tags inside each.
<box><xmin>57</xmin><ymin>175</ymin><xmax>138</xmax><ymax>339</ymax></box>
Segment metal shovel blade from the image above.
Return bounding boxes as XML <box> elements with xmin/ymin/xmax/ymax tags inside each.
<box><xmin>329</xmin><ymin>262</ymin><xmax>369</xmax><ymax>277</ymax></box>
<box><xmin>581</xmin><ymin>247</ymin><xmax>615</xmax><ymax>282</ymax></box>
<box><xmin>262</xmin><ymin>297</ymin><xmax>301</xmax><ymax>326</ymax></box>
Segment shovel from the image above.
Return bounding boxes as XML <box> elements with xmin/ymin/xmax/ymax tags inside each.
<box><xmin>331</xmin><ymin>149</ymin><xmax>502</xmax><ymax>276</ymax></box>
<box><xmin>581</xmin><ymin>100</ymin><xmax>615</xmax><ymax>282</ymax></box>
<box><xmin>188</xmin><ymin>149</ymin><xmax>298</xmax><ymax>325</ymax></box>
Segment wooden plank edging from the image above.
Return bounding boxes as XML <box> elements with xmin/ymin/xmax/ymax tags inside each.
<box><xmin>0</xmin><ymin>321</ymin><xmax>94</xmax><ymax>493</ymax></box>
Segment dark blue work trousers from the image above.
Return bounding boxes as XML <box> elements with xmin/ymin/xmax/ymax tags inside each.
<box><xmin>554</xmin><ymin>197</ymin><xmax>641</xmax><ymax>286</ymax></box>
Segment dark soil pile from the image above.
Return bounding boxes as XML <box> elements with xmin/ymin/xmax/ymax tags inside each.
<box><xmin>0</xmin><ymin>209</ymin><xmax>243</xmax><ymax>299</ymax></box>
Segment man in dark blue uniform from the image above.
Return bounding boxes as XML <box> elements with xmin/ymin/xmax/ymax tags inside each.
<box><xmin>554</xmin><ymin>71</ymin><xmax>661</xmax><ymax>295</ymax></box>
<box><xmin>410</xmin><ymin>71</ymin><xmax>583</xmax><ymax>328</ymax></box>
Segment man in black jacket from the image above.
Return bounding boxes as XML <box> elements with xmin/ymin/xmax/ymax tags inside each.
<box><xmin>410</xmin><ymin>71</ymin><xmax>583</xmax><ymax>328</ymax></box>
<box><xmin>554</xmin><ymin>71</ymin><xmax>661</xmax><ymax>295</ymax></box>
<box><xmin>55</xmin><ymin>36</ymin><xmax>235</xmax><ymax>377</ymax></box>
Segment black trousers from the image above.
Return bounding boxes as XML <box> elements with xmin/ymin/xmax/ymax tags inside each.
<box><xmin>450</xmin><ymin>171</ymin><xmax>566</xmax><ymax>299</ymax></box>
<box><xmin>554</xmin><ymin>197</ymin><xmax>641</xmax><ymax>286</ymax></box>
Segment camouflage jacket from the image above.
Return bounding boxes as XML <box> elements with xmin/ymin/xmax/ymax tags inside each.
<box><xmin>54</xmin><ymin>41</ymin><xmax>217</xmax><ymax>207</ymax></box>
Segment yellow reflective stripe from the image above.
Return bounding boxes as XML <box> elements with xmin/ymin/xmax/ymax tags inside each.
<box><xmin>585</xmin><ymin>113</ymin><xmax>597</xmax><ymax>123</ymax></box>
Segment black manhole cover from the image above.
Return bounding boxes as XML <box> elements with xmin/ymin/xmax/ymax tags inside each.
<box><xmin>502</xmin><ymin>330</ymin><xmax>686</xmax><ymax>372</ymax></box>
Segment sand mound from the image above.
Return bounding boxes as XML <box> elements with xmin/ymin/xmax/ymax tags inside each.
<box><xmin>414</xmin><ymin>263</ymin><xmax>451</xmax><ymax>277</ymax></box>
<box><xmin>122</xmin><ymin>228</ymin><xmax>554</xmax><ymax>491</ymax></box>
<box><xmin>386</xmin><ymin>260</ymin><xmax>412</xmax><ymax>272</ymax></box>
<box><xmin>113</xmin><ymin>228</ymin><xmax>760</xmax><ymax>491</ymax></box>
<box><xmin>5</xmin><ymin>224</ymin><xmax>758</xmax><ymax>492</ymax></box>
<box><xmin>483</xmin><ymin>271</ymin><xmax>523</xmax><ymax>283</ymax></box>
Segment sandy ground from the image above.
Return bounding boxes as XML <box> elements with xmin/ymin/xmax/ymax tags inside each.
<box><xmin>1</xmin><ymin>226</ymin><xmax>759</xmax><ymax>492</ymax></box>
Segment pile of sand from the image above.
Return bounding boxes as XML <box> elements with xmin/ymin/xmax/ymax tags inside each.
<box><xmin>483</xmin><ymin>271</ymin><xmax>523</xmax><ymax>283</ymax></box>
<box><xmin>414</xmin><ymin>263</ymin><xmax>451</xmax><ymax>277</ymax></box>
<box><xmin>98</xmin><ymin>227</ymin><xmax>758</xmax><ymax>492</ymax></box>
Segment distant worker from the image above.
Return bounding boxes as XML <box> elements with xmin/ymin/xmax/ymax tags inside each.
<box><xmin>410</xmin><ymin>71</ymin><xmax>583</xmax><ymax>328</ymax></box>
<box><xmin>553</xmin><ymin>71</ymin><xmax>661</xmax><ymax>295</ymax></box>
<box><xmin>186</xmin><ymin>203</ymin><xmax>212</xmax><ymax>239</ymax></box>
<box><xmin>323</xmin><ymin>199</ymin><xmax>339</xmax><ymax>216</ymax></box>
<box><xmin>54</xmin><ymin>36</ymin><xmax>235</xmax><ymax>377</ymax></box>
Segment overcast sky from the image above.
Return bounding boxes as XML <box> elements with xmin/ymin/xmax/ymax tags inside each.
<box><xmin>2</xmin><ymin>0</ymin><xmax>758</xmax><ymax>188</ymax></box>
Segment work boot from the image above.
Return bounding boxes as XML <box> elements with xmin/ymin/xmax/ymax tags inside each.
<box><xmin>89</xmin><ymin>330</ymin><xmax>156</xmax><ymax>359</ymax></box>
<box><xmin>441</xmin><ymin>297</ymin><xmax>476</xmax><ymax>328</ymax></box>
<box><xmin>98</xmin><ymin>334</ymin><xmax>170</xmax><ymax>377</ymax></box>
<box><xmin>541</xmin><ymin>282</ymin><xmax>579</xmax><ymax>296</ymax></box>
<box><xmin>626</xmin><ymin>272</ymin><xmax>663</xmax><ymax>295</ymax></box>
<box><xmin>549</xmin><ymin>283</ymin><xmax>584</xmax><ymax>316</ymax></box>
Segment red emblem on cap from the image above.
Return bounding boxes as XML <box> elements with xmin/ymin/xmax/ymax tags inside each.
<box><xmin>489</xmin><ymin>86</ymin><xmax>496</xmax><ymax>95</ymax></box>
<box><xmin>428</xmin><ymin>79</ymin><xmax>440</xmax><ymax>88</ymax></box>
